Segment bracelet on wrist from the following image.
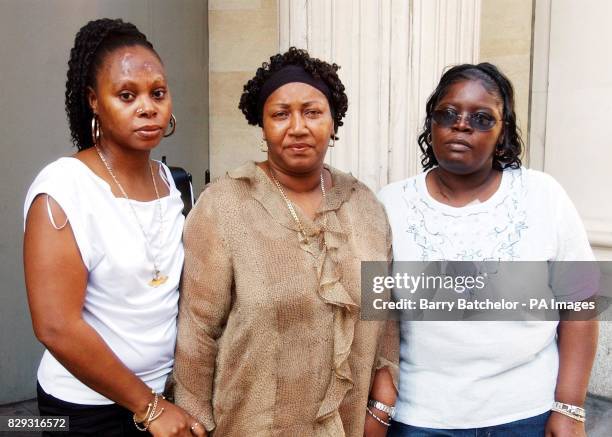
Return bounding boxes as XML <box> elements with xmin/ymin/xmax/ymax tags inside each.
<box><xmin>133</xmin><ymin>390</ymin><xmax>166</xmax><ymax>432</ymax></box>
<box><xmin>366</xmin><ymin>407</ymin><xmax>391</xmax><ymax>427</ymax></box>
<box><xmin>367</xmin><ymin>398</ymin><xmax>396</xmax><ymax>419</ymax></box>
<box><xmin>551</xmin><ymin>401</ymin><xmax>586</xmax><ymax>423</ymax></box>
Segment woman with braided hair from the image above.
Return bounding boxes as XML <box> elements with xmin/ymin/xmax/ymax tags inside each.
<box><xmin>23</xmin><ymin>18</ymin><xmax>204</xmax><ymax>436</ymax></box>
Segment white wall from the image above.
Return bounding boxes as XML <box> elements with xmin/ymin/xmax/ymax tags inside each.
<box><xmin>279</xmin><ymin>0</ymin><xmax>482</xmax><ymax>191</ymax></box>
<box><xmin>530</xmin><ymin>0</ymin><xmax>612</xmax><ymax>397</ymax></box>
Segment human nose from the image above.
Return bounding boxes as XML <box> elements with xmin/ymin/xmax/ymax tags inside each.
<box><xmin>136</xmin><ymin>96</ymin><xmax>157</xmax><ymax>117</ymax></box>
<box><xmin>452</xmin><ymin>112</ymin><xmax>472</xmax><ymax>131</ymax></box>
<box><xmin>288</xmin><ymin>112</ymin><xmax>308</xmax><ymax>136</ymax></box>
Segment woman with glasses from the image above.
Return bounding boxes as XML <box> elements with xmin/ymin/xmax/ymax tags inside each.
<box><xmin>378</xmin><ymin>63</ymin><xmax>598</xmax><ymax>436</ymax></box>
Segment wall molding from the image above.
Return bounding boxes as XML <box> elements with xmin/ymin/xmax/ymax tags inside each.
<box><xmin>527</xmin><ymin>0</ymin><xmax>551</xmax><ymax>171</ymax></box>
<box><xmin>278</xmin><ymin>0</ymin><xmax>481</xmax><ymax>190</ymax></box>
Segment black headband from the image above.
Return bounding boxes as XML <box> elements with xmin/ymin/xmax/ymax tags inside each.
<box><xmin>257</xmin><ymin>65</ymin><xmax>334</xmax><ymax>126</ymax></box>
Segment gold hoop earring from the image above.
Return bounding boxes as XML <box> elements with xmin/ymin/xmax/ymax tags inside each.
<box><xmin>91</xmin><ymin>115</ymin><xmax>100</xmax><ymax>146</ymax></box>
<box><xmin>328</xmin><ymin>136</ymin><xmax>336</xmax><ymax>148</ymax></box>
<box><xmin>260</xmin><ymin>138</ymin><xmax>268</xmax><ymax>152</ymax></box>
<box><xmin>164</xmin><ymin>114</ymin><xmax>177</xmax><ymax>137</ymax></box>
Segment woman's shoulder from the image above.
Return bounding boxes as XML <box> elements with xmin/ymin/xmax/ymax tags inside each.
<box><xmin>515</xmin><ymin>167</ymin><xmax>569</xmax><ymax>197</ymax></box>
<box><xmin>27</xmin><ymin>156</ymin><xmax>99</xmax><ymax>198</ymax></box>
<box><xmin>32</xmin><ymin>156</ymin><xmax>86</xmax><ymax>180</ymax></box>
<box><xmin>326</xmin><ymin>165</ymin><xmax>384</xmax><ymax>208</ymax></box>
<box><xmin>377</xmin><ymin>173</ymin><xmax>424</xmax><ymax>205</ymax></box>
<box><xmin>198</xmin><ymin>161</ymin><xmax>259</xmax><ymax>200</ymax></box>
<box><xmin>188</xmin><ymin>162</ymin><xmax>261</xmax><ymax>221</ymax></box>
<box><xmin>24</xmin><ymin>157</ymin><xmax>102</xmax><ymax>227</ymax></box>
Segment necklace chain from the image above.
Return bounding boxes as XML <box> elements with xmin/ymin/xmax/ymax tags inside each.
<box><xmin>95</xmin><ymin>146</ymin><xmax>167</xmax><ymax>287</ymax></box>
<box><xmin>434</xmin><ymin>168</ymin><xmax>496</xmax><ymax>204</ymax></box>
<box><xmin>269</xmin><ymin>167</ymin><xmax>326</xmax><ymax>246</ymax></box>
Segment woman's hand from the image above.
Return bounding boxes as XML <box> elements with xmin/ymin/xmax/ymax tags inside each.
<box><xmin>363</xmin><ymin>411</ymin><xmax>390</xmax><ymax>437</ymax></box>
<box><xmin>544</xmin><ymin>412</ymin><xmax>585</xmax><ymax>437</ymax></box>
<box><xmin>146</xmin><ymin>399</ymin><xmax>207</xmax><ymax>437</ymax></box>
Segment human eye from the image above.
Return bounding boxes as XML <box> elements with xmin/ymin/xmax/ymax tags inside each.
<box><xmin>118</xmin><ymin>91</ymin><xmax>135</xmax><ymax>102</ymax></box>
<box><xmin>152</xmin><ymin>88</ymin><xmax>167</xmax><ymax>100</ymax></box>
<box><xmin>473</xmin><ymin>112</ymin><xmax>494</xmax><ymax>122</ymax></box>
<box><xmin>305</xmin><ymin>108</ymin><xmax>322</xmax><ymax>118</ymax></box>
<box><xmin>470</xmin><ymin>112</ymin><xmax>496</xmax><ymax>129</ymax></box>
<box><xmin>433</xmin><ymin>107</ymin><xmax>458</xmax><ymax>125</ymax></box>
<box><xmin>272</xmin><ymin>111</ymin><xmax>289</xmax><ymax>119</ymax></box>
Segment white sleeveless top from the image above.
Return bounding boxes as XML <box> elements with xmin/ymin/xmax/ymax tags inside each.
<box><xmin>24</xmin><ymin>157</ymin><xmax>185</xmax><ymax>405</ymax></box>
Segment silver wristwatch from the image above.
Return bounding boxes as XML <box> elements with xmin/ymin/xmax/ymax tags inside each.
<box><xmin>368</xmin><ymin>399</ymin><xmax>396</xmax><ymax>419</ymax></box>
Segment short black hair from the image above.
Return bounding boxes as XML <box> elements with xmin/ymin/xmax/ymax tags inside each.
<box><xmin>65</xmin><ymin>18</ymin><xmax>159</xmax><ymax>150</ymax></box>
<box><xmin>418</xmin><ymin>62</ymin><xmax>523</xmax><ymax>171</ymax></box>
<box><xmin>238</xmin><ymin>47</ymin><xmax>348</xmax><ymax>139</ymax></box>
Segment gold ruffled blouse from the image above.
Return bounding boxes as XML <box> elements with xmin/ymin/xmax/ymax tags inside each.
<box><xmin>173</xmin><ymin>161</ymin><xmax>398</xmax><ymax>436</ymax></box>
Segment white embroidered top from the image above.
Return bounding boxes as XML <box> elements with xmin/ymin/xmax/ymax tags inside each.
<box><xmin>378</xmin><ymin>167</ymin><xmax>594</xmax><ymax>428</ymax></box>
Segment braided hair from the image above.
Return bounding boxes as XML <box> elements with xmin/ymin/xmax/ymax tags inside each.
<box><xmin>238</xmin><ymin>47</ymin><xmax>348</xmax><ymax>139</ymax></box>
<box><xmin>65</xmin><ymin>18</ymin><xmax>159</xmax><ymax>150</ymax></box>
<box><xmin>418</xmin><ymin>62</ymin><xmax>523</xmax><ymax>171</ymax></box>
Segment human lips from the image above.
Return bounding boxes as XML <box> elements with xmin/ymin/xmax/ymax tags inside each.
<box><xmin>444</xmin><ymin>138</ymin><xmax>472</xmax><ymax>151</ymax></box>
<box><xmin>286</xmin><ymin>142</ymin><xmax>312</xmax><ymax>152</ymax></box>
<box><xmin>135</xmin><ymin>125</ymin><xmax>163</xmax><ymax>139</ymax></box>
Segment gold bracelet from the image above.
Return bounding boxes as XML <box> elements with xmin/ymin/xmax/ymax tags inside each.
<box><xmin>133</xmin><ymin>390</ymin><xmax>156</xmax><ymax>432</ymax></box>
<box><xmin>145</xmin><ymin>392</ymin><xmax>166</xmax><ymax>428</ymax></box>
<box><xmin>148</xmin><ymin>407</ymin><xmax>165</xmax><ymax>423</ymax></box>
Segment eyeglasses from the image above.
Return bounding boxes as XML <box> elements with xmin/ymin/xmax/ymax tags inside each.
<box><xmin>432</xmin><ymin>108</ymin><xmax>499</xmax><ymax>131</ymax></box>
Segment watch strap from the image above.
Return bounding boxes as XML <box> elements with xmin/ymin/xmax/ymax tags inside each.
<box><xmin>368</xmin><ymin>399</ymin><xmax>396</xmax><ymax>418</ymax></box>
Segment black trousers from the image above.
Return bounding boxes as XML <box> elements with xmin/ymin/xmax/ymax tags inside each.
<box><xmin>37</xmin><ymin>382</ymin><xmax>151</xmax><ymax>437</ymax></box>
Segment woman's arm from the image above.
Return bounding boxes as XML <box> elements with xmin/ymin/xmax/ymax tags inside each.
<box><xmin>24</xmin><ymin>195</ymin><xmax>203</xmax><ymax>437</ymax></box>
<box><xmin>364</xmin><ymin>367</ymin><xmax>397</xmax><ymax>437</ymax></box>
<box><xmin>173</xmin><ymin>188</ymin><xmax>234</xmax><ymax>433</ymax></box>
<box><xmin>364</xmin><ymin>319</ymin><xmax>399</xmax><ymax>437</ymax></box>
<box><xmin>545</xmin><ymin>319</ymin><xmax>598</xmax><ymax>437</ymax></box>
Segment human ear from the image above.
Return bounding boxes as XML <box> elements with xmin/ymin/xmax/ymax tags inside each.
<box><xmin>86</xmin><ymin>86</ymin><xmax>98</xmax><ymax>114</ymax></box>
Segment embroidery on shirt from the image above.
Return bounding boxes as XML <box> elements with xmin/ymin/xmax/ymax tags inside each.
<box><xmin>400</xmin><ymin>169</ymin><xmax>528</xmax><ymax>261</ymax></box>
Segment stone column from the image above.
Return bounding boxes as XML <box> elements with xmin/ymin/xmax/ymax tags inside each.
<box><xmin>279</xmin><ymin>0</ymin><xmax>481</xmax><ymax>190</ymax></box>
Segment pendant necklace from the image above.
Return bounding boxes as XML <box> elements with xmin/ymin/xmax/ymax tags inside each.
<box><xmin>269</xmin><ymin>167</ymin><xmax>327</xmax><ymax>248</ymax></box>
<box><xmin>95</xmin><ymin>146</ymin><xmax>168</xmax><ymax>287</ymax></box>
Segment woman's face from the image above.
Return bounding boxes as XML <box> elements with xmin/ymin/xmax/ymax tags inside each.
<box><xmin>262</xmin><ymin>82</ymin><xmax>334</xmax><ymax>174</ymax></box>
<box><xmin>88</xmin><ymin>45</ymin><xmax>172</xmax><ymax>152</ymax></box>
<box><xmin>431</xmin><ymin>79</ymin><xmax>504</xmax><ymax>175</ymax></box>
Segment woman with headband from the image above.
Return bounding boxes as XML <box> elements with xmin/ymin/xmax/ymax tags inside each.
<box><xmin>173</xmin><ymin>47</ymin><xmax>399</xmax><ymax>436</ymax></box>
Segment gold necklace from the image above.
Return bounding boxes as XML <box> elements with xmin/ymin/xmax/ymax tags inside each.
<box><xmin>95</xmin><ymin>146</ymin><xmax>168</xmax><ymax>287</ymax></box>
<box><xmin>269</xmin><ymin>167</ymin><xmax>326</xmax><ymax>246</ymax></box>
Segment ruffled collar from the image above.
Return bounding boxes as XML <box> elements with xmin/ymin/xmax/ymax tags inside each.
<box><xmin>227</xmin><ymin>160</ymin><xmax>358</xmax><ymax>235</ymax></box>
<box><xmin>228</xmin><ymin>160</ymin><xmax>361</xmax><ymax>433</ymax></box>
